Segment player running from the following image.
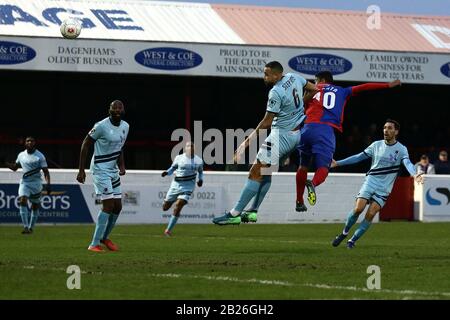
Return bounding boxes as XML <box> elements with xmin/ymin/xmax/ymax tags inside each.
<box><xmin>161</xmin><ymin>142</ymin><xmax>203</xmax><ymax>236</ymax></box>
<box><xmin>296</xmin><ymin>71</ymin><xmax>401</xmax><ymax>212</ymax></box>
<box><xmin>77</xmin><ymin>100</ymin><xmax>129</xmax><ymax>253</ymax></box>
<box><xmin>6</xmin><ymin>137</ymin><xmax>50</xmax><ymax>234</ymax></box>
<box><xmin>213</xmin><ymin>61</ymin><xmax>317</xmax><ymax>225</ymax></box>
<box><xmin>331</xmin><ymin>119</ymin><xmax>424</xmax><ymax>249</ymax></box>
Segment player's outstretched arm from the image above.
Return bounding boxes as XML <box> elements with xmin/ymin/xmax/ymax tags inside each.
<box><xmin>330</xmin><ymin>159</ymin><xmax>338</xmax><ymax>168</ymax></box>
<box><xmin>334</xmin><ymin>152</ymin><xmax>370</xmax><ymax>167</ymax></box>
<box><xmin>402</xmin><ymin>158</ymin><xmax>424</xmax><ymax>184</ymax></box>
<box><xmin>351</xmin><ymin>80</ymin><xmax>401</xmax><ymax>94</ymax></box>
<box><xmin>388</xmin><ymin>79</ymin><xmax>401</xmax><ymax>88</ymax></box>
<box><xmin>77</xmin><ymin>135</ymin><xmax>94</xmax><ymax>183</ymax></box>
<box><xmin>162</xmin><ymin>159</ymin><xmax>178</xmax><ymax>177</ymax></box>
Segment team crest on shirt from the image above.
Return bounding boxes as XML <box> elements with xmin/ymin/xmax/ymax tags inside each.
<box><xmin>389</xmin><ymin>151</ymin><xmax>399</xmax><ymax>162</ymax></box>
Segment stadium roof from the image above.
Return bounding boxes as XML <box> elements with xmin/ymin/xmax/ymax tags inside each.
<box><xmin>0</xmin><ymin>0</ymin><xmax>449</xmax><ymax>53</ymax></box>
<box><xmin>213</xmin><ymin>4</ymin><xmax>450</xmax><ymax>53</ymax></box>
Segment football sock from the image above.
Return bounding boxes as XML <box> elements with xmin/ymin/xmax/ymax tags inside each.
<box><xmin>230</xmin><ymin>179</ymin><xmax>261</xmax><ymax>216</ymax></box>
<box><xmin>167</xmin><ymin>215</ymin><xmax>178</xmax><ymax>232</ymax></box>
<box><xmin>343</xmin><ymin>210</ymin><xmax>359</xmax><ymax>235</ymax></box>
<box><xmin>19</xmin><ymin>205</ymin><xmax>29</xmax><ymax>228</ymax></box>
<box><xmin>350</xmin><ymin>219</ymin><xmax>372</xmax><ymax>242</ymax></box>
<box><xmin>312</xmin><ymin>167</ymin><xmax>329</xmax><ymax>187</ymax></box>
<box><xmin>29</xmin><ymin>209</ymin><xmax>39</xmax><ymax>229</ymax></box>
<box><xmin>249</xmin><ymin>176</ymin><xmax>271</xmax><ymax>211</ymax></box>
<box><xmin>90</xmin><ymin>211</ymin><xmax>109</xmax><ymax>247</ymax></box>
<box><xmin>296</xmin><ymin>168</ymin><xmax>307</xmax><ymax>203</ymax></box>
<box><xmin>102</xmin><ymin>213</ymin><xmax>119</xmax><ymax>240</ymax></box>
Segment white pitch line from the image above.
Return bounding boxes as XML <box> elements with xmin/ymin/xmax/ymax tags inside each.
<box><xmin>150</xmin><ymin>272</ymin><xmax>450</xmax><ymax>298</ymax></box>
<box><xmin>23</xmin><ymin>265</ymin><xmax>103</xmax><ymax>275</ymax></box>
<box><xmin>21</xmin><ymin>267</ymin><xmax>450</xmax><ymax>298</ymax></box>
<box><xmin>152</xmin><ymin>273</ymin><xmax>293</xmax><ymax>287</ymax></box>
<box><xmin>113</xmin><ymin>233</ymin><xmax>327</xmax><ymax>246</ymax></box>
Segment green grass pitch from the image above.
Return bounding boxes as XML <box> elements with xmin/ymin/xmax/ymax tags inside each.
<box><xmin>1</xmin><ymin>223</ymin><xmax>449</xmax><ymax>299</ymax></box>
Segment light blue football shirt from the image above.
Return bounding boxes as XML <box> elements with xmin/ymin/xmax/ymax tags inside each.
<box><xmin>88</xmin><ymin>117</ymin><xmax>129</xmax><ymax>174</ymax></box>
<box><xmin>266</xmin><ymin>73</ymin><xmax>307</xmax><ymax>131</ymax></box>
<box><xmin>167</xmin><ymin>153</ymin><xmax>204</xmax><ymax>182</ymax></box>
<box><xmin>16</xmin><ymin>150</ymin><xmax>47</xmax><ymax>183</ymax></box>
<box><xmin>363</xmin><ymin>140</ymin><xmax>411</xmax><ymax>192</ymax></box>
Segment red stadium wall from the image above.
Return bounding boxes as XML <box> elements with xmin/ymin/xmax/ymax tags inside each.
<box><xmin>379</xmin><ymin>177</ymin><xmax>414</xmax><ymax>221</ymax></box>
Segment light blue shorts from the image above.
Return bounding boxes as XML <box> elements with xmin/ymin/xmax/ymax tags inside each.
<box><xmin>18</xmin><ymin>182</ymin><xmax>42</xmax><ymax>204</ymax></box>
<box><xmin>164</xmin><ymin>180</ymin><xmax>196</xmax><ymax>203</ymax></box>
<box><xmin>257</xmin><ymin>129</ymin><xmax>301</xmax><ymax>165</ymax></box>
<box><xmin>357</xmin><ymin>181</ymin><xmax>390</xmax><ymax>208</ymax></box>
<box><xmin>93</xmin><ymin>172</ymin><xmax>121</xmax><ymax>200</ymax></box>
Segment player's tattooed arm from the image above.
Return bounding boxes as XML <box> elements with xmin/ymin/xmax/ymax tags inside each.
<box><xmin>303</xmin><ymin>81</ymin><xmax>319</xmax><ymax>103</ymax></box>
<box><xmin>303</xmin><ymin>90</ymin><xmax>317</xmax><ymax>103</ymax></box>
<box><xmin>304</xmin><ymin>81</ymin><xmax>318</xmax><ymax>92</ymax></box>
<box><xmin>77</xmin><ymin>135</ymin><xmax>95</xmax><ymax>183</ymax></box>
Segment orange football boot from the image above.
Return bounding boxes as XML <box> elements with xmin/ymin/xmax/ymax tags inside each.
<box><xmin>88</xmin><ymin>245</ymin><xmax>105</xmax><ymax>252</ymax></box>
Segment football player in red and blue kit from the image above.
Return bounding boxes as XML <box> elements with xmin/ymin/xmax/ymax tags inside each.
<box><xmin>295</xmin><ymin>71</ymin><xmax>401</xmax><ymax>212</ymax></box>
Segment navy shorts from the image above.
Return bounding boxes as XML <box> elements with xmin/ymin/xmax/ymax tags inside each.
<box><xmin>297</xmin><ymin>123</ymin><xmax>335</xmax><ymax>169</ymax></box>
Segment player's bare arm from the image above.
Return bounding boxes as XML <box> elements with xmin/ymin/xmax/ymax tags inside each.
<box><xmin>305</xmin><ymin>81</ymin><xmax>318</xmax><ymax>92</ymax></box>
<box><xmin>302</xmin><ymin>81</ymin><xmax>319</xmax><ymax>103</ymax></box>
<box><xmin>5</xmin><ymin>161</ymin><xmax>19</xmax><ymax>171</ymax></box>
<box><xmin>331</xmin><ymin>159</ymin><xmax>338</xmax><ymax>168</ymax></box>
<box><xmin>77</xmin><ymin>135</ymin><xmax>95</xmax><ymax>183</ymax></box>
<box><xmin>234</xmin><ymin>111</ymin><xmax>275</xmax><ymax>162</ymax></box>
<box><xmin>389</xmin><ymin>79</ymin><xmax>401</xmax><ymax>88</ymax></box>
<box><xmin>414</xmin><ymin>172</ymin><xmax>425</xmax><ymax>184</ymax></box>
<box><xmin>118</xmin><ymin>151</ymin><xmax>126</xmax><ymax>176</ymax></box>
<box><xmin>42</xmin><ymin>167</ymin><xmax>51</xmax><ymax>194</ymax></box>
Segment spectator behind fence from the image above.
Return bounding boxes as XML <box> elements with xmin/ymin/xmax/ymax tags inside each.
<box><xmin>434</xmin><ymin>150</ymin><xmax>450</xmax><ymax>174</ymax></box>
<box><xmin>415</xmin><ymin>155</ymin><xmax>435</xmax><ymax>174</ymax></box>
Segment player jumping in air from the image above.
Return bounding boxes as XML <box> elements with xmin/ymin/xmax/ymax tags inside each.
<box><xmin>331</xmin><ymin>119</ymin><xmax>424</xmax><ymax>249</ymax></box>
<box><xmin>213</xmin><ymin>61</ymin><xmax>317</xmax><ymax>225</ymax></box>
<box><xmin>6</xmin><ymin>137</ymin><xmax>51</xmax><ymax>234</ymax></box>
<box><xmin>77</xmin><ymin>100</ymin><xmax>129</xmax><ymax>252</ymax></box>
<box><xmin>161</xmin><ymin>142</ymin><xmax>203</xmax><ymax>236</ymax></box>
<box><xmin>296</xmin><ymin>71</ymin><xmax>401</xmax><ymax>212</ymax></box>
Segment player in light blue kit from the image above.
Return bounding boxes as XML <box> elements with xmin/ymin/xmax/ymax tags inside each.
<box><xmin>213</xmin><ymin>61</ymin><xmax>317</xmax><ymax>225</ymax></box>
<box><xmin>77</xmin><ymin>100</ymin><xmax>129</xmax><ymax>253</ymax></box>
<box><xmin>161</xmin><ymin>142</ymin><xmax>203</xmax><ymax>236</ymax></box>
<box><xmin>331</xmin><ymin>119</ymin><xmax>424</xmax><ymax>249</ymax></box>
<box><xmin>6</xmin><ymin>137</ymin><xmax>50</xmax><ymax>234</ymax></box>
